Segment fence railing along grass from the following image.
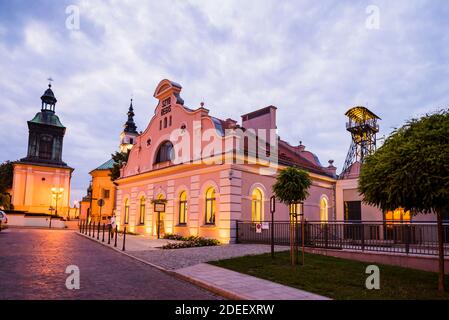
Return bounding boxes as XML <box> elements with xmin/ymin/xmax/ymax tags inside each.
<box><xmin>236</xmin><ymin>220</ymin><xmax>449</xmax><ymax>256</ymax></box>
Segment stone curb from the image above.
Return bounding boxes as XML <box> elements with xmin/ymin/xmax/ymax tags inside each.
<box><xmin>75</xmin><ymin>232</ymin><xmax>244</xmax><ymax>300</ymax></box>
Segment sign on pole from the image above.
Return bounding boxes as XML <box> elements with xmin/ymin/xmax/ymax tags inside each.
<box><xmin>97</xmin><ymin>199</ymin><xmax>105</xmax><ymax>207</ymax></box>
<box><xmin>153</xmin><ymin>202</ymin><xmax>166</xmax><ymax>213</ymax></box>
<box><xmin>270</xmin><ymin>196</ymin><xmax>276</xmax><ymax>214</ymax></box>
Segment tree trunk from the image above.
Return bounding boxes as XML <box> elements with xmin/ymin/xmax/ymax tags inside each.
<box><xmin>290</xmin><ymin>218</ymin><xmax>295</xmax><ymax>266</ymax></box>
<box><xmin>436</xmin><ymin>210</ymin><xmax>446</xmax><ymax>292</ymax></box>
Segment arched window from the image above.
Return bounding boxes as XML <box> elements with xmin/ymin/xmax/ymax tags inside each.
<box><xmin>179</xmin><ymin>191</ymin><xmax>187</xmax><ymax>225</ymax></box>
<box><xmin>205</xmin><ymin>187</ymin><xmax>216</xmax><ymax>225</ymax></box>
<box><xmin>320</xmin><ymin>197</ymin><xmax>328</xmax><ymax>222</ymax></box>
<box><xmin>139</xmin><ymin>197</ymin><xmax>145</xmax><ymax>225</ymax></box>
<box><xmin>251</xmin><ymin>188</ymin><xmax>263</xmax><ymax>222</ymax></box>
<box><xmin>154</xmin><ymin>141</ymin><xmax>174</xmax><ymax>164</ymax></box>
<box><xmin>164</xmin><ymin>117</ymin><xmax>167</xmax><ymax>128</ymax></box>
<box><xmin>124</xmin><ymin>199</ymin><xmax>129</xmax><ymax>224</ymax></box>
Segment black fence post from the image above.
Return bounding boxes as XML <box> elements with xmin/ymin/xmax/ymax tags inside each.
<box><xmin>235</xmin><ymin>220</ymin><xmax>239</xmax><ymax>244</ymax></box>
<box><xmin>324</xmin><ymin>223</ymin><xmax>329</xmax><ymax>249</ymax></box>
<box><xmin>122</xmin><ymin>226</ymin><xmax>126</xmax><ymax>251</ymax></box>
<box><xmin>114</xmin><ymin>225</ymin><xmax>118</xmax><ymax>247</ymax></box>
<box><xmin>88</xmin><ymin>222</ymin><xmax>91</xmax><ymax>237</ymax></box>
<box><xmin>97</xmin><ymin>222</ymin><xmax>100</xmax><ymax>240</ymax></box>
<box><xmin>361</xmin><ymin>225</ymin><xmax>365</xmax><ymax>251</ymax></box>
<box><xmin>405</xmin><ymin>224</ymin><xmax>410</xmax><ymax>254</ymax></box>
<box><xmin>92</xmin><ymin>221</ymin><xmax>96</xmax><ymax>238</ymax></box>
<box><xmin>108</xmin><ymin>225</ymin><xmax>111</xmax><ymax>245</ymax></box>
<box><xmin>102</xmin><ymin>223</ymin><xmax>105</xmax><ymax>242</ymax></box>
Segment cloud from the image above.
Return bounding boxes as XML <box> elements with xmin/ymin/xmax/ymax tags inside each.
<box><xmin>1</xmin><ymin>0</ymin><xmax>449</xmax><ymax>203</ymax></box>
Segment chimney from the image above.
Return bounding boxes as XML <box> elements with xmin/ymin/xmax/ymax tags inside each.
<box><xmin>241</xmin><ymin>105</ymin><xmax>277</xmax><ymax>131</ymax></box>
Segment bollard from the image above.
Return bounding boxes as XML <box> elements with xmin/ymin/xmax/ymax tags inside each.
<box><xmin>92</xmin><ymin>221</ymin><xmax>95</xmax><ymax>238</ymax></box>
<box><xmin>88</xmin><ymin>222</ymin><xmax>91</xmax><ymax>237</ymax></box>
<box><xmin>102</xmin><ymin>223</ymin><xmax>105</xmax><ymax>242</ymax></box>
<box><xmin>108</xmin><ymin>225</ymin><xmax>111</xmax><ymax>245</ymax></box>
<box><xmin>122</xmin><ymin>226</ymin><xmax>126</xmax><ymax>251</ymax></box>
<box><xmin>97</xmin><ymin>222</ymin><xmax>100</xmax><ymax>240</ymax></box>
<box><xmin>0</xmin><ymin>220</ymin><xmax>2</xmax><ymax>232</ymax></box>
<box><xmin>114</xmin><ymin>225</ymin><xmax>118</xmax><ymax>247</ymax></box>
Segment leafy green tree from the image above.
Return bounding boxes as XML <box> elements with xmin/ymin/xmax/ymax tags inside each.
<box><xmin>109</xmin><ymin>151</ymin><xmax>129</xmax><ymax>181</ymax></box>
<box><xmin>273</xmin><ymin>167</ymin><xmax>312</xmax><ymax>265</ymax></box>
<box><xmin>0</xmin><ymin>161</ymin><xmax>14</xmax><ymax>210</ymax></box>
<box><xmin>359</xmin><ymin>110</ymin><xmax>449</xmax><ymax>292</ymax></box>
<box><xmin>0</xmin><ymin>161</ymin><xmax>14</xmax><ymax>193</ymax></box>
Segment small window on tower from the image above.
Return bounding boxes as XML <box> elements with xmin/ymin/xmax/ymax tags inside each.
<box><xmin>129</xmin><ymin>138</ymin><xmax>134</xmax><ymax>144</ymax></box>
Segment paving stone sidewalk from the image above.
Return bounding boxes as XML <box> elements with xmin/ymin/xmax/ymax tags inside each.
<box><xmin>175</xmin><ymin>263</ymin><xmax>330</xmax><ymax>300</ymax></box>
<box><xmin>78</xmin><ymin>232</ymin><xmax>330</xmax><ymax>300</ymax></box>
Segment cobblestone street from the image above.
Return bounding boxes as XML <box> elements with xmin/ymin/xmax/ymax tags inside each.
<box><xmin>0</xmin><ymin>228</ymin><xmax>221</xmax><ymax>300</ymax></box>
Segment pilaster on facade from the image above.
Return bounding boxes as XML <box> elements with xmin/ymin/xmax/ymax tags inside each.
<box><xmin>219</xmin><ymin>169</ymin><xmax>242</xmax><ymax>243</ymax></box>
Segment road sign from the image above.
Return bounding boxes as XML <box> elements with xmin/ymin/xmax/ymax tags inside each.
<box><xmin>256</xmin><ymin>223</ymin><xmax>262</xmax><ymax>233</ymax></box>
<box><xmin>270</xmin><ymin>196</ymin><xmax>276</xmax><ymax>214</ymax></box>
<box><xmin>97</xmin><ymin>199</ymin><xmax>105</xmax><ymax>207</ymax></box>
<box><xmin>154</xmin><ymin>202</ymin><xmax>166</xmax><ymax>213</ymax></box>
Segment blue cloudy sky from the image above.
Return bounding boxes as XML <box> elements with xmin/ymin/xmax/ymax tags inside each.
<box><xmin>1</xmin><ymin>0</ymin><xmax>448</xmax><ymax>203</ymax></box>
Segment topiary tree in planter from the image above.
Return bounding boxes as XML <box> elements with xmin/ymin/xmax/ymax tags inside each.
<box><xmin>359</xmin><ymin>110</ymin><xmax>449</xmax><ymax>292</ymax></box>
<box><xmin>273</xmin><ymin>167</ymin><xmax>311</xmax><ymax>266</ymax></box>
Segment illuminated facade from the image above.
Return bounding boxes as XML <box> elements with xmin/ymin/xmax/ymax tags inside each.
<box><xmin>11</xmin><ymin>83</ymin><xmax>73</xmax><ymax>216</ymax></box>
<box><xmin>114</xmin><ymin>80</ymin><xmax>337</xmax><ymax>243</ymax></box>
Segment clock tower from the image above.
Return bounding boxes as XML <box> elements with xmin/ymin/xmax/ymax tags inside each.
<box><xmin>11</xmin><ymin>82</ymin><xmax>73</xmax><ymax>215</ymax></box>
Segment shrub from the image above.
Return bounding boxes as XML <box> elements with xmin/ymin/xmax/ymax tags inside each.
<box><xmin>161</xmin><ymin>234</ymin><xmax>220</xmax><ymax>249</ymax></box>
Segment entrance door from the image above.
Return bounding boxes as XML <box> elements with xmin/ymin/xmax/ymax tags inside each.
<box><xmin>158</xmin><ymin>211</ymin><xmax>165</xmax><ymax>238</ymax></box>
<box><xmin>155</xmin><ymin>194</ymin><xmax>166</xmax><ymax>239</ymax></box>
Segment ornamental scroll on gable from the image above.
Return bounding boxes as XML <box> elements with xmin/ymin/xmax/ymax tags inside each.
<box><xmin>153</xmin><ymin>79</ymin><xmax>185</xmax><ymax>117</ymax></box>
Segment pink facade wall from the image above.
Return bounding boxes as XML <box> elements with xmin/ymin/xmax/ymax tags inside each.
<box><xmin>114</xmin><ymin>80</ymin><xmax>337</xmax><ymax>243</ymax></box>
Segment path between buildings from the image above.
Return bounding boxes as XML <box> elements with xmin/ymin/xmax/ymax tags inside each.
<box><xmin>77</xmin><ymin>231</ymin><xmax>330</xmax><ymax>300</ymax></box>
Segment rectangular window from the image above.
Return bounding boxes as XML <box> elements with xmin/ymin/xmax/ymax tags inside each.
<box><xmin>103</xmin><ymin>189</ymin><xmax>110</xmax><ymax>199</ymax></box>
<box><xmin>344</xmin><ymin>201</ymin><xmax>361</xmax><ymax>222</ymax></box>
<box><xmin>205</xmin><ymin>198</ymin><xmax>215</xmax><ymax>225</ymax></box>
<box><xmin>179</xmin><ymin>201</ymin><xmax>187</xmax><ymax>224</ymax></box>
<box><xmin>139</xmin><ymin>202</ymin><xmax>145</xmax><ymax>225</ymax></box>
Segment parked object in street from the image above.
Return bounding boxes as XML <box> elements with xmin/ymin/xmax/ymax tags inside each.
<box><xmin>0</xmin><ymin>210</ymin><xmax>8</xmax><ymax>224</ymax></box>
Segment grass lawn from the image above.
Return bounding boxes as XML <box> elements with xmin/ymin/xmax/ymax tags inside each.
<box><xmin>210</xmin><ymin>251</ymin><xmax>449</xmax><ymax>300</ymax></box>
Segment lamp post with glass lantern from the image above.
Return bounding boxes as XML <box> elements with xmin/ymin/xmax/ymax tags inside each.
<box><xmin>51</xmin><ymin>187</ymin><xmax>64</xmax><ymax>217</ymax></box>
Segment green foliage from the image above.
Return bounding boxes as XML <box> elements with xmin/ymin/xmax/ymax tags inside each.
<box><xmin>0</xmin><ymin>161</ymin><xmax>14</xmax><ymax>193</ymax></box>
<box><xmin>0</xmin><ymin>193</ymin><xmax>12</xmax><ymax>210</ymax></box>
<box><xmin>272</xmin><ymin>167</ymin><xmax>312</xmax><ymax>205</ymax></box>
<box><xmin>109</xmin><ymin>151</ymin><xmax>129</xmax><ymax>181</ymax></box>
<box><xmin>359</xmin><ymin>110</ymin><xmax>449</xmax><ymax>214</ymax></box>
<box><xmin>162</xmin><ymin>234</ymin><xmax>220</xmax><ymax>249</ymax></box>
<box><xmin>210</xmin><ymin>251</ymin><xmax>449</xmax><ymax>300</ymax></box>
<box><xmin>0</xmin><ymin>161</ymin><xmax>14</xmax><ymax>210</ymax></box>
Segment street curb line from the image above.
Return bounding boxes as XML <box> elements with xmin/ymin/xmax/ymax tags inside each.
<box><xmin>75</xmin><ymin>232</ymin><xmax>242</xmax><ymax>299</ymax></box>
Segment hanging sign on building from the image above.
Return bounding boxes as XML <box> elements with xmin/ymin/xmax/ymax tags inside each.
<box><xmin>153</xmin><ymin>201</ymin><xmax>166</xmax><ymax>213</ymax></box>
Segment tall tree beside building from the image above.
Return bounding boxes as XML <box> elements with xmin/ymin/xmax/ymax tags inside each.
<box><xmin>0</xmin><ymin>161</ymin><xmax>14</xmax><ymax>209</ymax></box>
<box><xmin>273</xmin><ymin>167</ymin><xmax>311</xmax><ymax>265</ymax></box>
<box><xmin>359</xmin><ymin>110</ymin><xmax>449</xmax><ymax>292</ymax></box>
<box><xmin>109</xmin><ymin>151</ymin><xmax>129</xmax><ymax>181</ymax></box>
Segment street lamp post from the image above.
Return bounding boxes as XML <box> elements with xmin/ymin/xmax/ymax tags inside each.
<box><xmin>51</xmin><ymin>187</ymin><xmax>64</xmax><ymax>217</ymax></box>
<box><xmin>73</xmin><ymin>200</ymin><xmax>79</xmax><ymax>219</ymax></box>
